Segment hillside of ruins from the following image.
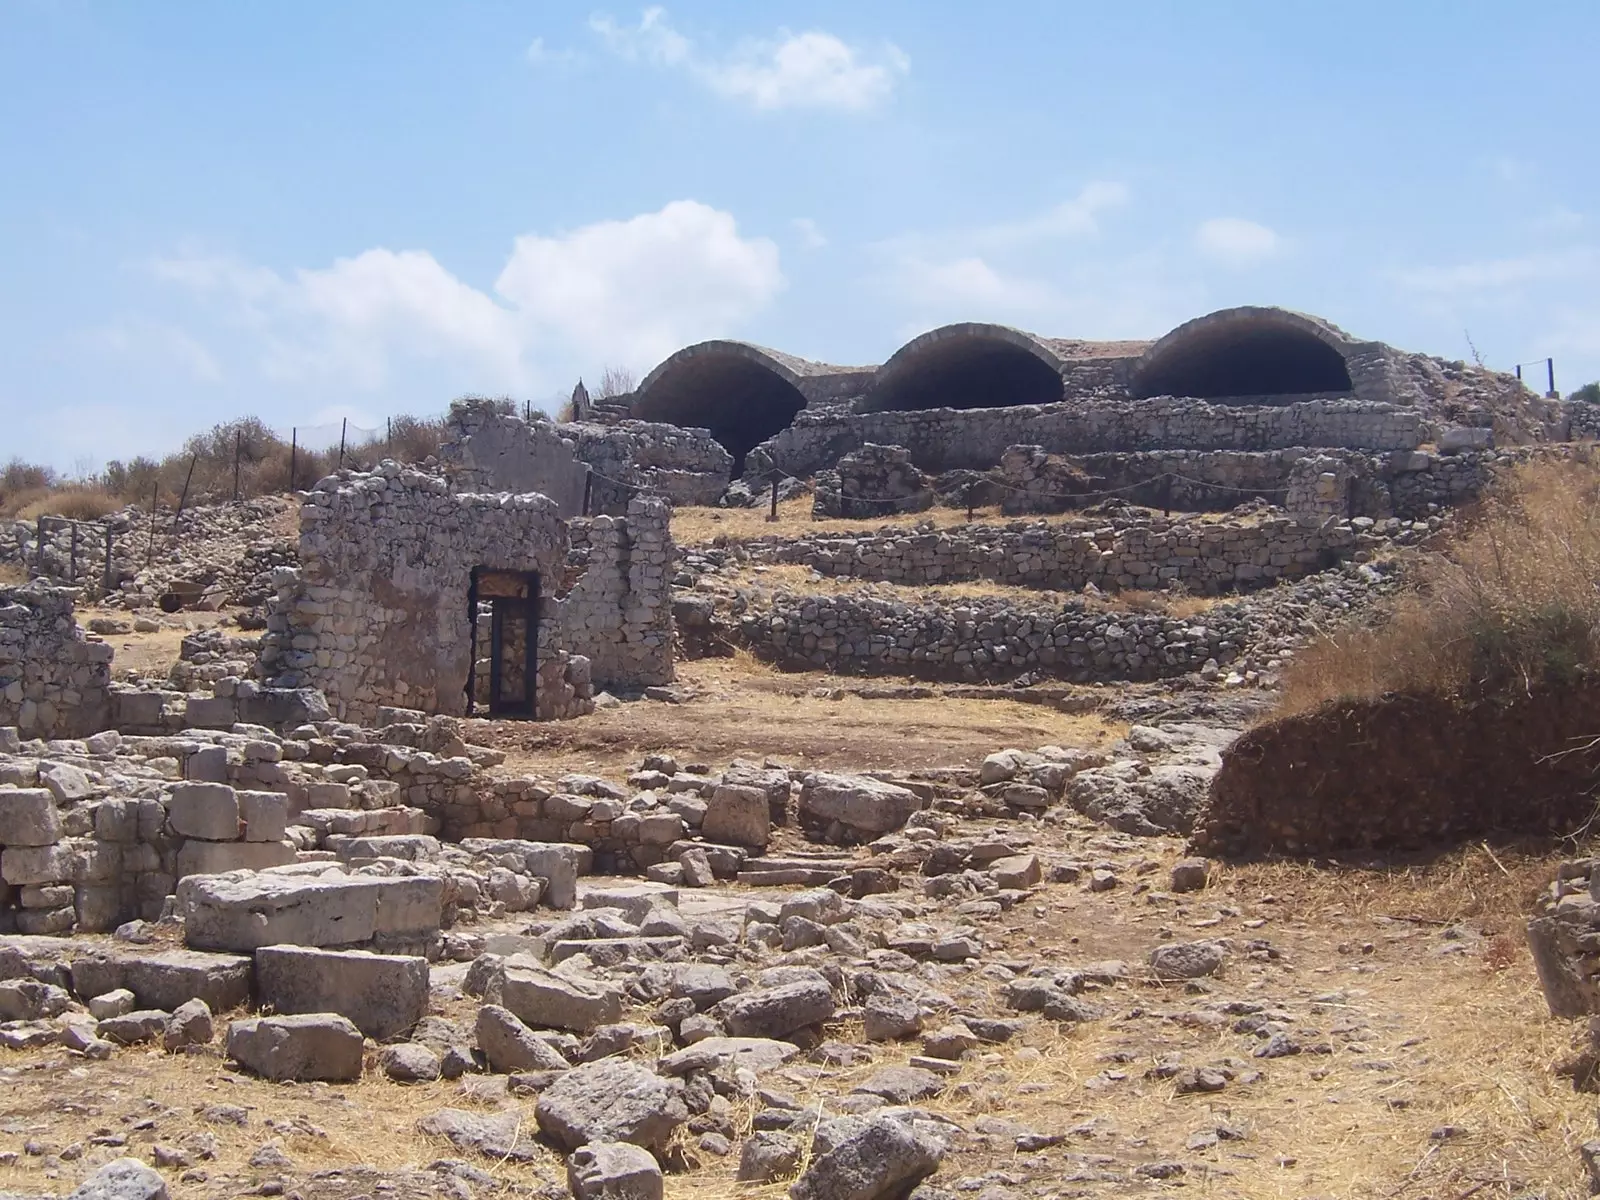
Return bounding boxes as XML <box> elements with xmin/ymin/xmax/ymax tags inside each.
<box><xmin>4</xmin><ymin>303</ymin><xmax>1600</xmax><ymax>1200</ymax></box>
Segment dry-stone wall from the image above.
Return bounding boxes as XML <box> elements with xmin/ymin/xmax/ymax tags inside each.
<box><xmin>812</xmin><ymin>444</ymin><xmax>934</xmax><ymax>519</ymax></box>
<box><xmin>752</xmin><ymin>396</ymin><xmax>1426</xmax><ymax>478</ymax></box>
<box><xmin>0</xmin><ymin>584</ymin><xmax>111</xmax><ymax>739</ymax></box>
<box><xmin>259</xmin><ymin>465</ymin><xmax>673</xmax><ymax>725</ymax></box>
<box><xmin>441</xmin><ymin>399</ymin><xmax>731</xmax><ymax>515</ymax></box>
<box><xmin>735</xmin><ymin>514</ymin><xmax>1361</xmax><ymax>594</ymax></box>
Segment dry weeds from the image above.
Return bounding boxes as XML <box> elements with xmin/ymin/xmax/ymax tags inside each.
<box><xmin>1279</xmin><ymin>458</ymin><xmax>1600</xmax><ymax>715</ymax></box>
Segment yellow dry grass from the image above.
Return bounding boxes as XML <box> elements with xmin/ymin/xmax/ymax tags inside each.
<box><xmin>1278</xmin><ymin>458</ymin><xmax>1600</xmax><ymax>716</ymax></box>
<box><xmin>669</xmin><ymin>498</ymin><xmax>1254</xmax><ymax>548</ymax></box>
<box><xmin>485</xmin><ymin>652</ymin><xmax>1125</xmax><ymax>775</ymax></box>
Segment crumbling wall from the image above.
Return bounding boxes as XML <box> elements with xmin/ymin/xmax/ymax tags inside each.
<box><xmin>753</xmin><ymin>396</ymin><xmax>1427</xmax><ymax>478</ymax></box>
<box><xmin>0</xmin><ymin>583</ymin><xmax>112</xmax><ymax>739</ymax></box>
<box><xmin>812</xmin><ymin>444</ymin><xmax>934</xmax><ymax>519</ymax></box>
<box><xmin>440</xmin><ymin>399</ymin><xmax>731</xmax><ymax>514</ymax></box>
<box><xmin>734</xmin><ymin>514</ymin><xmax>1361</xmax><ymax>594</ymax></box>
<box><xmin>259</xmin><ymin>464</ymin><xmax>570</xmax><ymax>723</ymax></box>
<box><xmin>553</xmin><ymin>495</ymin><xmax>676</xmax><ymax>693</ymax></box>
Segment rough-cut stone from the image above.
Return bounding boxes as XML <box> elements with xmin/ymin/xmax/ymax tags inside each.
<box><xmin>226</xmin><ymin>1013</ymin><xmax>364</xmax><ymax>1082</ymax></box>
<box><xmin>567</xmin><ymin>1142</ymin><xmax>664</xmax><ymax>1200</ymax></box>
<box><xmin>0</xmin><ymin>788</ymin><xmax>62</xmax><ymax>847</ymax></box>
<box><xmin>416</xmin><ymin>1108</ymin><xmax>542</xmax><ymax>1162</ymax></box>
<box><xmin>863</xmin><ymin>994</ymin><xmax>923</xmax><ymax>1042</ymax></box>
<box><xmin>1150</xmin><ymin>940</ymin><xmax>1225</xmax><ymax>980</ymax></box>
<box><xmin>474</xmin><ymin>1003</ymin><xmax>571</xmax><ymax>1072</ymax></box>
<box><xmin>255</xmin><ymin>945</ymin><xmax>428</xmax><ymax>1039</ymax></box>
<box><xmin>702</xmin><ymin>784</ymin><xmax>771</xmax><ymax>849</ymax></box>
<box><xmin>535</xmin><ymin>1058</ymin><xmax>688</xmax><ymax>1152</ymax></box>
<box><xmin>789</xmin><ymin>1113</ymin><xmax>945</xmax><ymax>1200</ymax></box>
<box><xmin>798</xmin><ymin>773</ymin><xmax>922</xmax><ymax>837</ymax></box>
<box><xmin>162</xmin><ymin>999</ymin><xmax>214</xmax><ymax>1052</ymax></box>
<box><xmin>658</xmin><ymin>1036</ymin><xmax>800</xmax><ymax>1076</ymax></box>
<box><xmin>97</xmin><ymin>1010</ymin><xmax>170</xmax><ymax>1046</ymax></box>
<box><xmin>739</xmin><ymin>1130</ymin><xmax>804</xmax><ymax>1183</ymax></box>
<box><xmin>491</xmin><ymin>963</ymin><xmax>623</xmax><ymax>1033</ymax></box>
<box><xmin>717</xmin><ymin>980</ymin><xmax>835</xmax><ymax>1039</ymax></box>
<box><xmin>65</xmin><ymin>1157</ymin><xmax>170</xmax><ymax>1200</ymax></box>
<box><xmin>178</xmin><ymin>871</ymin><xmax>442</xmax><ymax>952</ymax></box>
<box><xmin>380</xmin><ymin>1042</ymin><xmax>442</xmax><ymax>1083</ymax></box>
<box><xmin>165</xmin><ymin>783</ymin><xmax>241</xmax><ymax>841</ymax></box>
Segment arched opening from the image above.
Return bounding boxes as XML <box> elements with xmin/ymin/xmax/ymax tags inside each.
<box><xmin>861</xmin><ymin>324</ymin><xmax>1065</xmax><ymax>413</ymax></box>
<box><xmin>631</xmin><ymin>342</ymin><xmax>808</xmax><ymax>474</ymax></box>
<box><xmin>1133</xmin><ymin>308</ymin><xmax>1354</xmax><ymax>403</ymax></box>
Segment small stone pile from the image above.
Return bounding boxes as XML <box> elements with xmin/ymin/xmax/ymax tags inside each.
<box><xmin>813</xmin><ymin>444</ymin><xmax>934</xmax><ymax>520</ymax></box>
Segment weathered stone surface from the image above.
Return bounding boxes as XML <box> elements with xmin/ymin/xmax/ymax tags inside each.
<box><xmin>0</xmin><ymin>788</ymin><xmax>62</xmax><ymax>847</ymax></box>
<box><xmin>255</xmin><ymin>945</ymin><xmax>428</xmax><ymax>1039</ymax></box>
<box><xmin>657</xmin><ymin>1036</ymin><xmax>800</xmax><ymax>1077</ymax></box>
<box><xmin>535</xmin><ymin>1058</ymin><xmax>688</xmax><ymax>1152</ymax></box>
<box><xmin>716</xmin><ymin>980</ymin><xmax>835</xmax><ymax>1039</ymax></box>
<box><xmin>1150</xmin><ymin>940</ymin><xmax>1225</xmax><ymax>980</ymax></box>
<box><xmin>490</xmin><ymin>963</ymin><xmax>623</xmax><ymax>1033</ymax></box>
<box><xmin>789</xmin><ymin>1113</ymin><xmax>945</xmax><ymax>1200</ymax></box>
<box><xmin>178</xmin><ymin>871</ymin><xmax>442</xmax><ymax>952</ymax></box>
<box><xmin>798</xmin><ymin>774</ymin><xmax>921</xmax><ymax>837</ymax></box>
<box><xmin>1170</xmin><ymin>857</ymin><xmax>1210</xmax><ymax>893</ymax></box>
<box><xmin>853</xmin><ymin>1066</ymin><xmax>945</xmax><ymax>1104</ymax></box>
<box><xmin>702</xmin><ymin>784</ymin><xmax>771</xmax><ymax>849</ymax></box>
<box><xmin>474</xmin><ymin>1003</ymin><xmax>571</xmax><ymax>1072</ymax></box>
<box><xmin>165</xmin><ymin>783</ymin><xmax>240</xmax><ymax>841</ymax></box>
<box><xmin>380</xmin><ymin>1042</ymin><xmax>442</xmax><ymax>1083</ymax></box>
<box><xmin>416</xmin><ymin>1108</ymin><xmax>542</xmax><ymax>1162</ymax></box>
<box><xmin>863</xmin><ymin>994</ymin><xmax>923</xmax><ymax>1042</ymax></box>
<box><xmin>70</xmin><ymin>949</ymin><xmax>253</xmax><ymax>1014</ymax></box>
<box><xmin>0</xmin><ymin>977</ymin><xmax>70</xmax><ymax>1020</ymax></box>
<box><xmin>226</xmin><ymin>1013</ymin><xmax>364</xmax><ymax>1082</ymax></box>
<box><xmin>162</xmin><ymin>998</ymin><xmax>214</xmax><ymax>1052</ymax></box>
<box><xmin>738</xmin><ymin>1131</ymin><xmax>803</xmax><ymax>1183</ymax></box>
<box><xmin>567</xmin><ymin>1142</ymin><xmax>664</xmax><ymax>1200</ymax></box>
<box><xmin>175</xmin><ymin>839</ymin><xmax>296</xmax><ymax>879</ymax></box>
<box><xmin>64</xmin><ymin>1157</ymin><xmax>170</xmax><ymax>1200</ymax></box>
<box><xmin>98</xmin><ymin>1009</ymin><xmax>169</xmax><ymax>1046</ymax></box>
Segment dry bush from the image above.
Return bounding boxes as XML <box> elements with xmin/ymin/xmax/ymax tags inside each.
<box><xmin>1278</xmin><ymin>457</ymin><xmax>1600</xmax><ymax>714</ymax></box>
<box><xmin>596</xmin><ymin>364</ymin><xmax>637</xmax><ymax>399</ymax></box>
<box><xmin>15</xmin><ymin>487</ymin><xmax>120</xmax><ymax>521</ymax></box>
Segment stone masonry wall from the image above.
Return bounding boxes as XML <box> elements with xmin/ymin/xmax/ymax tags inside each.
<box><xmin>259</xmin><ymin>466</ymin><xmax>672</xmax><ymax>724</ymax></box>
<box><xmin>752</xmin><ymin>396</ymin><xmax>1426</xmax><ymax>478</ymax></box>
<box><xmin>0</xmin><ymin>584</ymin><xmax>112</xmax><ymax>739</ymax></box>
<box><xmin>813</xmin><ymin>444</ymin><xmax>934</xmax><ymax>519</ymax></box>
<box><xmin>734</xmin><ymin>515</ymin><xmax>1361</xmax><ymax>594</ymax></box>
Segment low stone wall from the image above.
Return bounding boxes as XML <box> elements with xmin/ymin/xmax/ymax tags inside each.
<box><xmin>753</xmin><ymin>396</ymin><xmax>1427</xmax><ymax>477</ymax></box>
<box><xmin>739</xmin><ymin>592</ymin><xmax>1254</xmax><ymax>683</ymax></box>
<box><xmin>735</xmin><ymin>514</ymin><xmax>1361</xmax><ymax>594</ymax></box>
<box><xmin>0</xmin><ymin>584</ymin><xmax>112</xmax><ymax>739</ymax></box>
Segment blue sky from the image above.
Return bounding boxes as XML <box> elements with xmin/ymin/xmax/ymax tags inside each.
<box><xmin>4</xmin><ymin>1</ymin><xmax>1598</xmax><ymax>471</ymax></box>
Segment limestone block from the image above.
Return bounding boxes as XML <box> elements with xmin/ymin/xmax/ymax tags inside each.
<box><xmin>0</xmin><ymin>788</ymin><xmax>62</xmax><ymax>847</ymax></box>
<box><xmin>166</xmin><ymin>783</ymin><xmax>241</xmax><ymax>841</ymax></box>
<box><xmin>175</xmin><ymin>839</ymin><xmax>295</xmax><ymax>879</ymax></box>
<box><xmin>255</xmin><ymin>945</ymin><xmax>428</xmax><ymax>1039</ymax></box>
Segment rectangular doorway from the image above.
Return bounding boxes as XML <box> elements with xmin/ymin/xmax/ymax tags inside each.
<box><xmin>468</xmin><ymin>568</ymin><xmax>539</xmax><ymax>718</ymax></box>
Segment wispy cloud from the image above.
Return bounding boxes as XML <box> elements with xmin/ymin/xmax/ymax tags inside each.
<box><xmin>588</xmin><ymin>8</ymin><xmax>907</xmax><ymax>112</ymax></box>
<box><xmin>525</xmin><ymin>37</ymin><xmax>582</xmax><ymax>68</ymax></box>
<box><xmin>1194</xmin><ymin>217</ymin><xmax>1281</xmax><ymax>267</ymax></box>
<box><xmin>974</xmin><ymin>181</ymin><xmax>1129</xmax><ymax>249</ymax></box>
<box><xmin>791</xmin><ymin>217</ymin><xmax>827</xmax><ymax>249</ymax></box>
<box><xmin>1390</xmin><ymin>247</ymin><xmax>1597</xmax><ymax>294</ymax></box>
<box><xmin>151</xmin><ymin>200</ymin><xmax>784</xmax><ymax>394</ymax></box>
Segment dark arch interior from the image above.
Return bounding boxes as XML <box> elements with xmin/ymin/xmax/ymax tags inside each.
<box><xmin>866</xmin><ymin>337</ymin><xmax>1064</xmax><ymax>412</ymax></box>
<box><xmin>1134</xmin><ymin>322</ymin><xmax>1353</xmax><ymax>402</ymax></box>
<box><xmin>632</xmin><ymin>355</ymin><xmax>806</xmax><ymax>474</ymax></box>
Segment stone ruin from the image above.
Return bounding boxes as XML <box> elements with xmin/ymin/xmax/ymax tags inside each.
<box><xmin>258</xmin><ymin>463</ymin><xmax>674</xmax><ymax>725</ymax></box>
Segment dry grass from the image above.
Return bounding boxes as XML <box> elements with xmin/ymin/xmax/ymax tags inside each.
<box><xmin>9</xmin><ymin>487</ymin><xmax>121</xmax><ymax>522</ymax></box>
<box><xmin>722</xmin><ymin>563</ymin><xmax>1227</xmax><ymax>617</ymax></box>
<box><xmin>669</xmin><ymin>498</ymin><xmax>1250</xmax><ymax>548</ymax></box>
<box><xmin>481</xmin><ymin>652</ymin><xmax>1124</xmax><ymax>775</ymax></box>
<box><xmin>1278</xmin><ymin>458</ymin><xmax>1600</xmax><ymax>716</ymax></box>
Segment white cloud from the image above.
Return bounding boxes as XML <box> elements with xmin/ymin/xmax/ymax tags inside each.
<box><xmin>1194</xmin><ymin>217</ymin><xmax>1281</xmax><ymax>267</ymax></box>
<box><xmin>92</xmin><ymin>317</ymin><xmax>223</xmax><ymax>384</ymax></box>
<box><xmin>525</xmin><ymin>37</ymin><xmax>581</xmax><ymax>67</ymax></box>
<box><xmin>151</xmin><ymin>200</ymin><xmax>783</xmax><ymax>394</ymax></box>
<box><xmin>589</xmin><ymin>8</ymin><xmax>906</xmax><ymax>111</ymax></box>
<box><xmin>791</xmin><ymin>217</ymin><xmax>827</xmax><ymax>249</ymax></box>
<box><xmin>1390</xmin><ymin>248</ymin><xmax>1597</xmax><ymax>294</ymax></box>
<box><xmin>975</xmin><ymin>182</ymin><xmax>1129</xmax><ymax>250</ymax></box>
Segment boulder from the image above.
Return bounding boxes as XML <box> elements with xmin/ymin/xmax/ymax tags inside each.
<box><xmin>254</xmin><ymin>945</ymin><xmax>428</xmax><ymax>1039</ymax></box>
<box><xmin>416</xmin><ymin>1108</ymin><xmax>542</xmax><ymax>1163</ymax></box>
<box><xmin>65</xmin><ymin>1157</ymin><xmax>169</xmax><ymax>1200</ymax></box>
<box><xmin>702</xmin><ymin>784</ymin><xmax>771</xmax><ymax>849</ymax></box>
<box><xmin>716</xmin><ymin>980</ymin><xmax>834</xmax><ymax>1039</ymax></box>
<box><xmin>789</xmin><ymin>1113</ymin><xmax>945</xmax><ymax>1200</ymax></box>
<box><xmin>162</xmin><ymin>999</ymin><xmax>214</xmax><ymax>1052</ymax></box>
<box><xmin>738</xmin><ymin>1130</ymin><xmax>803</xmax><ymax>1183</ymax></box>
<box><xmin>567</xmin><ymin>1142</ymin><xmax>664</xmax><ymax>1200</ymax></box>
<box><xmin>535</xmin><ymin>1058</ymin><xmax>688</xmax><ymax>1152</ymax></box>
<box><xmin>380</xmin><ymin>1042</ymin><xmax>442</xmax><ymax>1083</ymax></box>
<box><xmin>474</xmin><ymin>1004</ymin><xmax>571</xmax><ymax>1072</ymax></box>
<box><xmin>1150</xmin><ymin>940</ymin><xmax>1225</xmax><ymax>980</ymax></box>
<box><xmin>798</xmin><ymin>773</ymin><xmax>921</xmax><ymax>837</ymax></box>
<box><xmin>226</xmin><ymin>1013</ymin><xmax>364</xmax><ymax>1082</ymax></box>
<box><xmin>490</xmin><ymin>963</ymin><xmax>622</xmax><ymax>1033</ymax></box>
<box><xmin>0</xmin><ymin>788</ymin><xmax>62</xmax><ymax>847</ymax></box>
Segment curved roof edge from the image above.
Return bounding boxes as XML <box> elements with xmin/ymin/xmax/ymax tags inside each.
<box><xmin>1136</xmin><ymin>307</ymin><xmax>1357</xmax><ymax>371</ymax></box>
<box><xmin>873</xmin><ymin>322</ymin><xmax>1067</xmax><ymax>387</ymax></box>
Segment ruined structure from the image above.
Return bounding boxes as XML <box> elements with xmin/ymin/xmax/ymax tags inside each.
<box><xmin>0</xmin><ymin>582</ymin><xmax>112</xmax><ymax>739</ymax></box>
<box><xmin>259</xmin><ymin>463</ymin><xmax>673</xmax><ymax>725</ymax></box>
